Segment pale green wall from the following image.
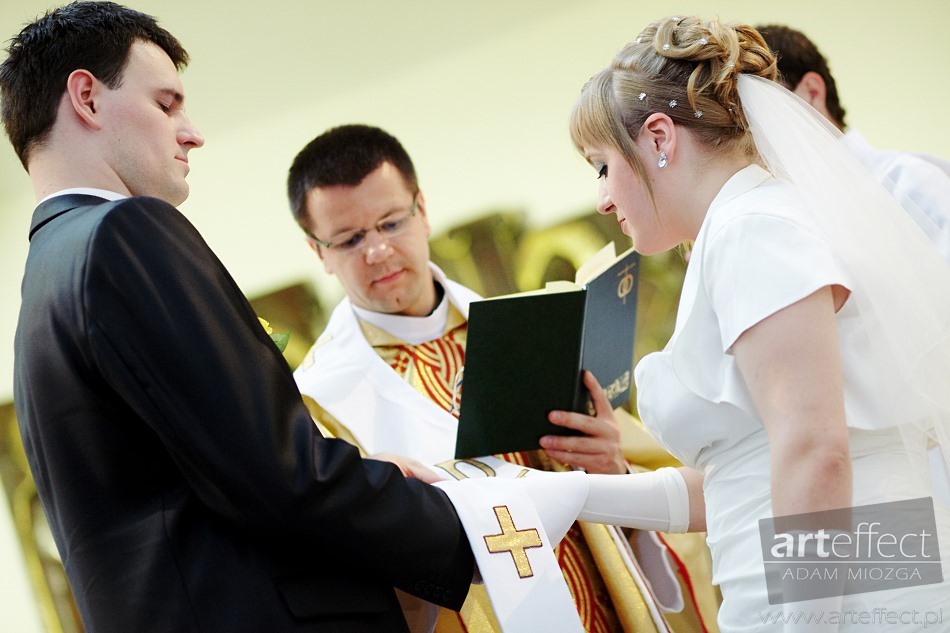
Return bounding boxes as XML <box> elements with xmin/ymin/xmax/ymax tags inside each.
<box><xmin>1</xmin><ymin>1</ymin><xmax>948</xmax><ymax>629</ymax></box>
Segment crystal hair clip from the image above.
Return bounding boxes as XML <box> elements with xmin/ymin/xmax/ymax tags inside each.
<box><xmin>699</xmin><ymin>38</ymin><xmax>708</xmax><ymax>46</ymax></box>
<box><xmin>669</xmin><ymin>99</ymin><xmax>678</xmax><ymax>108</ymax></box>
<box><xmin>662</xmin><ymin>43</ymin><xmax>671</xmax><ymax>51</ymax></box>
<box><xmin>639</xmin><ymin>92</ymin><xmax>647</xmax><ymax>101</ymax></box>
<box><xmin>694</xmin><ymin>111</ymin><xmax>703</xmax><ymax>118</ymax></box>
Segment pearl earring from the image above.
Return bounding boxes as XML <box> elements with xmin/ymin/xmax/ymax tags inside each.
<box><xmin>658</xmin><ymin>152</ymin><xmax>668</xmax><ymax>169</ymax></box>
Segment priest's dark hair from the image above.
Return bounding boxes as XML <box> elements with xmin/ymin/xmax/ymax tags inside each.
<box><xmin>0</xmin><ymin>1</ymin><xmax>189</xmax><ymax>170</ymax></box>
<box><xmin>287</xmin><ymin>124</ymin><xmax>419</xmax><ymax>231</ymax></box>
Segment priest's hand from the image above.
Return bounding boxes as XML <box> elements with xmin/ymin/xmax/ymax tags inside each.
<box><xmin>368</xmin><ymin>452</ymin><xmax>444</xmax><ymax>484</ymax></box>
<box><xmin>541</xmin><ymin>371</ymin><xmax>627</xmax><ymax>475</ymax></box>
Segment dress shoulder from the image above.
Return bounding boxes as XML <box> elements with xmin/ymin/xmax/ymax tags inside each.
<box><xmin>698</xmin><ymin>186</ymin><xmax>853</xmax><ymax>352</ymax></box>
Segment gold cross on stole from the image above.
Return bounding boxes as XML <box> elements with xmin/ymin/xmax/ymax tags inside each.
<box><xmin>483</xmin><ymin>505</ymin><xmax>543</xmax><ymax>578</ymax></box>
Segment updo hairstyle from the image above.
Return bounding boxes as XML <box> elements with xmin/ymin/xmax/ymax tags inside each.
<box><xmin>570</xmin><ymin>16</ymin><xmax>777</xmax><ymax>190</ymax></box>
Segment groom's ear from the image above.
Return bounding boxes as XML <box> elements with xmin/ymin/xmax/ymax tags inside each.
<box><xmin>65</xmin><ymin>69</ymin><xmax>104</xmax><ymax>130</ymax></box>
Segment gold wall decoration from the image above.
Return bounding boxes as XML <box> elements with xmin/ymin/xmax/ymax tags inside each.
<box><xmin>0</xmin><ymin>403</ymin><xmax>82</xmax><ymax>633</ymax></box>
<box><xmin>248</xmin><ymin>282</ymin><xmax>327</xmax><ymax>370</ymax></box>
<box><xmin>430</xmin><ymin>211</ymin><xmax>525</xmax><ymax>298</ymax></box>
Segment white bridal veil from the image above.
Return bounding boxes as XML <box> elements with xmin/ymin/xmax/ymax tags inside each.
<box><xmin>737</xmin><ymin>74</ymin><xmax>950</xmax><ymax>493</ymax></box>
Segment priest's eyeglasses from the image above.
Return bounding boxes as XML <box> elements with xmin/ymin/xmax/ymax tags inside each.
<box><xmin>309</xmin><ymin>195</ymin><xmax>420</xmax><ymax>253</ymax></box>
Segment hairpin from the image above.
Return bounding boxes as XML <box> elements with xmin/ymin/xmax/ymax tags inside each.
<box><xmin>636</xmin><ymin>37</ymin><xmax>643</xmax><ymax>44</ymax></box>
<box><xmin>671</xmin><ymin>17</ymin><xmax>682</xmax><ymax>22</ymax></box>
<box><xmin>694</xmin><ymin>111</ymin><xmax>703</xmax><ymax>118</ymax></box>
<box><xmin>699</xmin><ymin>38</ymin><xmax>708</xmax><ymax>46</ymax></box>
<box><xmin>639</xmin><ymin>92</ymin><xmax>647</xmax><ymax>101</ymax></box>
<box><xmin>662</xmin><ymin>43</ymin><xmax>671</xmax><ymax>51</ymax></box>
<box><xmin>669</xmin><ymin>99</ymin><xmax>678</xmax><ymax>108</ymax></box>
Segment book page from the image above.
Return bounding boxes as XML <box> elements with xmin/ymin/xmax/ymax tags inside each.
<box><xmin>574</xmin><ymin>242</ymin><xmax>618</xmax><ymax>285</ymax></box>
<box><xmin>482</xmin><ymin>279</ymin><xmax>579</xmax><ymax>300</ymax></box>
<box><xmin>481</xmin><ymin>242</ymin><xmax>621</xmax><ymax>301</ymax></box>
<box><xmin>543</xmin><ymin>280</ymin><xmax>578</xmax><ymax>293</ymax></box>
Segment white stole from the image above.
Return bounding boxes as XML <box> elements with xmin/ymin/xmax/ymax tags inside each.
<box><xmin>294</xmin><ymin>264</ymin><xmax>481</xmax><ymax>464</ymax></box>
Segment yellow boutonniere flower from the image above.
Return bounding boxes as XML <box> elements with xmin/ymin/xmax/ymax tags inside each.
<box><xmin>258</xmin><ymin>317</ymin><xmax>290</xmax><ymax>353</ymax></box>
<box><xmin>257</xmin><ymin>317</ymin><xmax>273</xmax><ymax>334</ymax></box>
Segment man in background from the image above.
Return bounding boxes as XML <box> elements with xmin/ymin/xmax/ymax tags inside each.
<box><xmin>757</xmin><ymin>23</ymin><xmax>950</xmax><ymax>263</ymax></box>
<box><xmin>289</xmin><ymin>124</ymin><xmax>720</xmax><ymax>632</ymax></box>
<box><xmin>758</xmin><ymin>23</ymin><xmax>950</xmax><ymax>507</ymax></box>
<box><xmin>2</xmin><ymin>4</ymin><xmax>475</xmax><ymax>631</ymax></box>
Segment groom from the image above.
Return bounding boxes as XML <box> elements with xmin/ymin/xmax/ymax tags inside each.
<box><xmin>2</xmin><ymin>3</ymin><xmax>477</xmax><ymax>631</ymax></box>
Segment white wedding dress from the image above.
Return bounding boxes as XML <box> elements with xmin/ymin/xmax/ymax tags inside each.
<box><xmin>636</xmin><ymin>165</ymin><xmax>950</xmax><ymax>632</ymax></box>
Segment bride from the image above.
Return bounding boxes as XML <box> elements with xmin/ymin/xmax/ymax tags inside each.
<box><xmin>569</xmin><ymin>15</ymin><xmax>950</xmax><ymax>632</ymax></box>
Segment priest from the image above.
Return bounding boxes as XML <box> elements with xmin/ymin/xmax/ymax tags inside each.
<box><xmin>288</xmin><ymin>124</ymin><xmax>720</xmax><ymax>632</ymax></box>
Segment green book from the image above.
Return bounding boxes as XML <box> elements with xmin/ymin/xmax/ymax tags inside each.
<box><xmin>455</xmin><ymin>243</ymin><xmax>640</xmax><ymax>459</ymax></box>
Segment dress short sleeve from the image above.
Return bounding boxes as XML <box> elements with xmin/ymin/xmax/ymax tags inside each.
<box><xmin>702</xmin><ymin>212</ymin><xmax>853</xmax><ymax>352</ymax></box>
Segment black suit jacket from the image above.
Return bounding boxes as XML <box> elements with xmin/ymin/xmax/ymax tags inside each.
<box><xmin>14</xmin><ymin>194</ymin><xmax>474</xmax><ymax>632</ymax></box>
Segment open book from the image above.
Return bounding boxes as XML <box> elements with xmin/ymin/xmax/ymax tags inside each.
<box><xmin>455</xmin><ymin>243</ymin><xmax>640</xmax><ymax>458</ymax></box>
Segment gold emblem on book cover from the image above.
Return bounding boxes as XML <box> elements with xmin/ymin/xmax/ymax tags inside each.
<box><xmin>616</xmin><ymin>261</ymin><xmax>638</xmax><ymax>304</ymax></box>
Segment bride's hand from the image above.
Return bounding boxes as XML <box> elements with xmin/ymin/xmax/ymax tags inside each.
<box><xmin>541</xmin><ymin>371</ymin><xmax>627</xmax><ymax>474</ymax></box>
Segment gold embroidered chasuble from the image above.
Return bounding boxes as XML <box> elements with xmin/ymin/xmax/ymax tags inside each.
<box><xmin>303</xmin><ymin>303</ymin><xmax>720</xmax><ymax>632</ymax></box>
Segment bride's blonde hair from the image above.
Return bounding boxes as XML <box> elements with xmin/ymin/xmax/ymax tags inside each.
<box><xmin>570</xmin><ymin>16</ymin><xmax>776</xmax><ymax>196</ymax></box>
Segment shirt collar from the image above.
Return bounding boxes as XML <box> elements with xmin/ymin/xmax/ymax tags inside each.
<box><xmin>352</xmin><ymin>282</ymin><xmax>452</xmax><ymax>345</ymax></box>
<box><xmin>38</xmin><ymin>187</ymin><xmax>127</xmax><ymax>205</ymax></box>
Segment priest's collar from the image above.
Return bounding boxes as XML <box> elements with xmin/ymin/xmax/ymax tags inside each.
<box><xmin>351</xmin><ymin>282</ymin><xmax>452</xmax><ymax>345</ymax></box>
<box><xmin>38</xmin><ymin>187</ymin><xmax>127</xmax><ymax>204</ymax></box>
